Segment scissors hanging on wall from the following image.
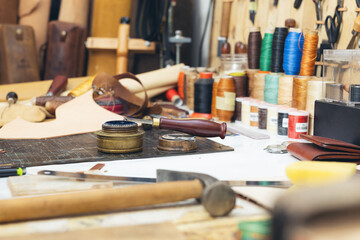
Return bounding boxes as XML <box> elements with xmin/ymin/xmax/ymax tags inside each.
<box><xmin>325</xmin><ymin>0</ymin><xmax>344</xmax><ymax>49</ymax></box>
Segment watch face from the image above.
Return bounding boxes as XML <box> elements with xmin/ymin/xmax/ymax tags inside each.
<box><xmin>264</xmin><ymin>144</ymin><xmax>288</xmax><ymax>154</ymax></box>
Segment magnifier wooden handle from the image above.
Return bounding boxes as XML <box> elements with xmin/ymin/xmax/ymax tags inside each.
<box><xmin>159</xmin><ymin>118</ymin><xmax>227</xmax><ymax>139</ymax></box>
<box><xmin>0</xmin><ymin>180</ymin><xmax>203</xmax><ymax>223</ymax></box>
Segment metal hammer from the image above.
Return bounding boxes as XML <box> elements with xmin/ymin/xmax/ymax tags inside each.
<box><xmin>0</xmin><ymin>170</ymin><xmax>235</xmax><ymax>223</ymax></box>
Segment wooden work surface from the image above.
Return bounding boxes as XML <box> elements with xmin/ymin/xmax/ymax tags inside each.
<box><xmin>0</xmin><ymin>129</ymin><xmax>233</xmax><ymax>168</ymax></box>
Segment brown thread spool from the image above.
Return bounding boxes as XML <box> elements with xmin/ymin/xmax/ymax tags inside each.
<box><xmin>247</xmin><ymin>27</ymin><xmax>262</xmax><ymax>69</ymax></box>
<box><xmin>299</xmin><ymin>32</ymin><xmax>318</xmax><ymax>77</ymax></box>
<box><xmin>235</xmin><ymin>97</ymin><xmax>243</xmax><ymax>122</ymax></box>
<box><xmin>246</xmin><ymin>69</ymin><xmax>258</xmax><ymax>98</ymax></box>
<box><xmin>258</xmin><ymin>103</ymin><xmax>268</xmax><ymax>129</ymax></box>
<box><xmin>250</xmin><ymin>102</ymin><xmax>259</xmax><ymax>127</ymax></box>
<box><xmin>230</xmin><ymin>72</ymin><xmax>248</xmax><ymax>97</ymax></box>
<box><xmin>292</xmin><ymin>76</ymin><xmax>312</xmax><ymax>110</ymax></box>
<box><xmin>216</xmin><ymin>76</ymin><xmax>236</xmax><ymax>122</ymax></box>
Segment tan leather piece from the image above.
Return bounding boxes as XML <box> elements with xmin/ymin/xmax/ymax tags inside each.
<box><xmin>18</xmin><ymin>0</ymin><xmax>51</xmax><ymax>57</ymax></box>
<box><xmin>58</xmin><ymin>0</ymin><xmax>90</xmax><ymax>28</ymax></box>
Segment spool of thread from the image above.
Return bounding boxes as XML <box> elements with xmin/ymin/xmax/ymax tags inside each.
<box><xmin>230</xmin><ymin>72</ymin><xmax>248</xmax><ymax>97</ymax></box>
<box><xmin>306</xmin><ymin>79</ymin><xmax>328</xmax><ymax>115</ymax></box>
<box><xmin>241</xmin><ymin>99</ymin><xmax>251</xmax><ymax>125</ymax></box>
<box><xmin>259</xmin><ymin>29</ymin><xmax>274</xmax><ymax>72</ymax></box>
<box><xmin>283</xmin><ymin>28</ymin><xmax>304</xmax><ymax>76</ymax></box>
<box><xmin>277</xmin><ymin>108</ymin><xmax>289</xmax><ymax>136</ymax></box>
<box><xmin>177</xmin><ymin>66</ymin><xmax>188</xmax><ymax>100</ymax></box>
<box><xmin>248</xmin><ymin>27</ymin><xmax>262</xmax><ymax>69</ymax></box>
<box><xmin>165</xmin><ymin>89</ymin><xmax>183</xmax><ymax>106</ymax></box>
<box><xmin>288</xmin><ymin>111</ymin><xmax>309</xmax><ymax>139</ymax></box>
<box><xmin>185</xmin><ymin>67</ymin><xmax>198</xmax><ymax>110</ymax></box>
<box><xmin>216</xmin><ymin>76</ymin><xmax>236</xmax><ymax>122</ymax></box>
<box><xmin>292</xmin><ymin>76</ymin><xmax>312</xmax><ymax>110</ymax></box>
<box><xmin>235</xmin><ymin>97</ymin><xmax>243</xmax><ymax>122</ymax></box>
<box><xmin>266</xmin><ymin>106</ymin><xmax>278</xmax><ymax>133</ymax></box>
<box><xmin>326</xmin><ymin>83</ymin><xmax>343</xmax><ymax>101</ymax></box>
<box><xmin>250</xmin><ymin>102</ymin><xmax>259</xmax><ymax>127</ymax></box>
<box><xmin>270</xmin><ymin>27</ymin><xmax>288</xmax><ymax>73</ymax></box>
<box><xmin>299</xmin><ymin>32</ymin><xmax>318</xmax><ymax>76</ymax></box>
<box><xmin>194</xmin><ymin>72</ymin><xmax>214</xmax><ymax>116</ymax></box>
<box><xmin>247</xmin><ymin>69</ymin><xmax>258</xmax><ymax>98</ymax></box>
<box><xmin>211</xmin><ymin>76</ymin><xmax>220</xmax><ymax>118</ymax></box>
<box><xmin>278</xmin><ymin>75</ymin><xmax>294</xmax><ymax>106</ymax></box>
<box><xmin>350</xmin><ymin>84</ymin><xmax>360</xmax><ymax>102</ymax></box>
<box><xmin>253</xmin><ymin>71</ymin><xmax>269</xmax><ymax>100</ymax></box>
<box><xmin>258</xmin><ymin>104</ymin><xmax>268</xmax><ymax>130</ymax></box>
<box><xmin>264</xmin><ymin>73</ymin><xmax>282</xmax><ymax>104</ymax></box>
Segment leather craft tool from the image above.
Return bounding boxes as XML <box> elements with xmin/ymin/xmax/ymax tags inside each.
<box><xmin>294</xmin><ymin>0</ymin><xmax>302</xmax><ymax>9</ymax></box>
<box><xmin>0</xmin><ymin>167</ymin><xmax>26</xmax><ymax>178</ymax></box>
<box><xmin>39</xmin><ymin>169</ymin><xmax>292</xmax><ymax>189</ymax></box>
<box><xmin>217</xmin><ymin>0</ymin><xmax>233</xmax><ymax>56</ymax></box>
<box><xmin>0</xmin><ymin>169</ymin><xmax>239</xmax><ymax>223</ymax></box>
<box><xmin>95</xmin><ymin>120</ymin><xmax>145</xmax><ymax>153</ymax></box>
<box><xmin>157</xmin><ymin>133</ymin><xmax>197</xmax><ymax>152</ymax></box>
<box><xmin>45</xmin><ymin>75</ymin><xmax>68</xmax><ymax>97</ymax></box>
<box><xmin>249</xmin><ymin>0</ymin><xmax>256</xmax><ymax>24</ymax></box>
<box><xmin>125</xmin><ymin>117</ymin><xmax>227</xmax><ymax>139</ymax></box>
<box><xmin>325</xmin><ymin>0</ymin><xmax>343</xmax><ymax>49</ymax></box>
<box><xmin>313</xmin><ymin>0</ymin><xmax>322</xmax><ymax>30</ymax></box>
<box><xmin>346</xmin><ymin>4</ymin><xmax>360</xmax><ymax>49</ymax></box>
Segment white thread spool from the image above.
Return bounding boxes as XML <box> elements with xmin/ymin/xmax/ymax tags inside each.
<box><xmin>266</xmin><ymin>105</ymin><xmax>278</xmax><ymax>133</ymax></box>
<box><xmin>241</xmin><ymin>99</ymin><xmax>251</xmax><ymax>125</ymax></box>
<box><xmin>278</xmin><ymin>75</ymin><xmax>294</xmax><ymax>106</ymax></box>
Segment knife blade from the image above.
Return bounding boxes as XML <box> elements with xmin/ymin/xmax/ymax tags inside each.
<box><xmin>38</xmin><ymin>170</ymin><xmax>292</xmax><ymax>188</ymax></box>
<box><xmin>125</xmin><ymin>117</ymin><xmax>227</xmax><ymax>139</ymax></box>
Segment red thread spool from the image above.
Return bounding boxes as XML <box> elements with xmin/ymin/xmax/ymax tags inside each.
<box><xmin>165</xmin><ymin>88</ymin><xmax>183</xmax><ymax>106</ymax></box>
<box><xmin>288</xmin><ymin>111</ymin><xmax>309</xmax><ymax>139</ymax></box>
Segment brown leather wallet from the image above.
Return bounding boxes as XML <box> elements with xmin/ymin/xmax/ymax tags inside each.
<box><xmin>287</xmin><ymin>135</ymin><xmax>360</xmax><ymax>163</ymax></box>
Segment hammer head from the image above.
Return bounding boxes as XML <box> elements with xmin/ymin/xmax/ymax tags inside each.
<box><xmin>157</xmin><ymin>169</ymin><xmax>236</xmax><ymax>217</ymax></box>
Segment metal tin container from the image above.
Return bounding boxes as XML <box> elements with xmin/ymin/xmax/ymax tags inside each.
<box><xmin>95</xmin><ymin>120</ymin><xmax>144</xmax><ymax>153</ymax></box>
<box><xmin>157</xmin><ymin>133</ymin><xmax>197</xmax><ymax>152</ymax></box>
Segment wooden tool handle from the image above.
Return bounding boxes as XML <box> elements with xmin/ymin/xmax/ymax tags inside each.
<box><xmin>354</xmin><ymin>13</ymin><xmax>360</xmax><ymax>33</ymax></box>
<box><xmin>159</xmin><ymin>119</ymin><xmax>227</xmax><ymax>139</ymax></box>
<box><xmin>234</xmin><ymin>41</ymin><xmax>247</xmax><ymax>54</ymax></box>
<box><xmin>0</xmin><ymin>180</ymin><xmax>203</xmax><ymax>223</ymax></box>
<box><xmin>221</xmin><ymin>41</ymin><xmax>231</xmax><ymax>54</ymax></box>
<box><xmin>116</xmin><ymin>17</ymin><xmax>130</xmax><ymax>74</ymax></box>
<box><xmin>220</xmin><ymin>0</ymin><xmax>233</xmax><ymax>37</ymax></box>
<box><xmin>46</xmin><ymin>75</ymin><xmax>68</xmax><ymax>96</ymax></box>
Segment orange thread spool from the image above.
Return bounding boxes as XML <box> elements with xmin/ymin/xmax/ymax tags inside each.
<box><xmin>292</xmin><ymin>76</ymin><xmax>312</xmax><ymax>110</ymax></box>
<box><xmin>177</xmin><ymin>67</ymin><xmax>187</xmax><ymax>99</ymax></box>
<box><xmin>299</xmin><ymin>32</ymin><xmax>318</xmax><ymax>76</ymax></box>
<box><xmin>216</xmin><ymin>76</ymin><xmax>236</xmax><ymax>122</ymax></box>
<box><xmin>250</xmin><ymin>102</ymin><xmax>259</xmax><ymax>127</ymax></box>
<box><xmin>211</xmin><ymin>77</ymin><xmax>219</xmax><ymax>118</ymax></box>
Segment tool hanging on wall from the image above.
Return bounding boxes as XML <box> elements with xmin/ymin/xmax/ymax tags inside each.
<box><xmin>169</xmin><ymin>30</ymin><xmax>191</xmax><ymax>64</ymax></box>
<box><xmin>217</xmin><ymin>0</ymin><xmax>233</xmax><ymax>56</ymax></box>
<box><xmin>346</xmin><ymin>2</ymin><xmax>360</xmax><ymax>49</ymax></box>
<box><xmin>325</xmin><ymin>0</ymin><xmax>343</xmax><ymax>49</ymax></box>
<box><xmin>313</xmin><ymin>0</ymin><xmax>322</xmax><ymax>30</ymax></box>
<box><xmin>249</xmin><ymin>0</ymin><xmax>256</xmax><ymax>24</ymax></box>
<box><xmin>293</xmin><ymin>0</ymin><xmax>302</xmax><ymax>9</ymax></box>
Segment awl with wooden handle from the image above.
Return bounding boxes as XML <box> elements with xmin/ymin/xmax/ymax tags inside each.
<box><xmin>347</xmin><ymin>13</ymin><xmax>360</xmax><ymax>49</ymax></box>
<box><xmin>217</xmin><ymin>0</ymin><xmax>233</xmax><ymax>56</ymax></box>
<box><xmin>126</xmin><ymin>117</ymin><xmax>227</xmax><ymax>139</ymax></box>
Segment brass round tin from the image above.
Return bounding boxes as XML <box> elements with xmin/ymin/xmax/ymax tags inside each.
<box><xmin>157</xmin><ymin>133</ymin><xmax>197</xmax><ymax>152</ymax></box>
<box><xmin>95</xmin><ymin>120</ymin><xmax>144</xmax><ymax>153</ymax></box>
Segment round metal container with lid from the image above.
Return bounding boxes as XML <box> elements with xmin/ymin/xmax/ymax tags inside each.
<box><xmin>95</xmin><ymin>120</ymin><xmax>144</xmax><ymax>153</ymax></box>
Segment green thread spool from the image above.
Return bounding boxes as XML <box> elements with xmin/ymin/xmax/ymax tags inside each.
<box><xmin>259</xmin><ymin>29</ymin><xmax>274</xmax><ymax>72</ymax></box>
<box><xmin>264</xmin><ymin>73</ymin><xmax>282</xmax><ymax>104</ymax></box>
<box><xmin>237</xmin><ymin>219</ymin><xmax>271</xmax><ymax>240</ymax></box>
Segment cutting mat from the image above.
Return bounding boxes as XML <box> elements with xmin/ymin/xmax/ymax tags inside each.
<box><xmin>0</xmin><ymin>129</ymin><xmax>233</xmax><ymax>167</ymax></box>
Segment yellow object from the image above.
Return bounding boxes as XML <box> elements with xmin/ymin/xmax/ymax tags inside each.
<box><xmin>286</xmin><ymin>161</ymin><xmax>357</xmax><ymax>187</ymax></box>
<box><xmin>68</xmin><ymin>75</ymin><xmax>96</xmax><ymax>97</ymax></box>
<box><xmin>0</xmin><ymin>104</ymin><xmax>47</xmax><ymax>127</ymax></box>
